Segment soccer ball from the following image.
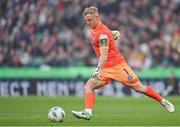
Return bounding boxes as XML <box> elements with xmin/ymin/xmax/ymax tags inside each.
<box><xmin>48</xmin><ymin>106</ymin><xmax>65</xmax><ymax>122</ymax></box>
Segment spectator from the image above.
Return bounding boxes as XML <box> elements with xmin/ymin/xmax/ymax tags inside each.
<box><xmin>0</xmin><ymin>0</ymin><xmax>179</xmax><ymax>69</ymax></box>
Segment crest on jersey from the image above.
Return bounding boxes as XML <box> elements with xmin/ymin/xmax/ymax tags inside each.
<box><xmin>100</xmin><ymin>34</ymin><xmax>108</xmax><ymax>46</ymax></box>
<box><xmin>128</xmin><ymin>75</ymin><xmax>133</xmax><ymax>80</ymax></box>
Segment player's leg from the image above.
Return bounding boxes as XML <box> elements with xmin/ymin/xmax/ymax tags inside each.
<box><xmin>105</xmin><ymin>62</ymin><xmax>175</xmax><ymax>112</ymax></box>
<box><xmin>72</xmin><ymin>77</ymin><xmax>110</xmax><ymax>120</ymax></box>
<box><xmin>131</xmin><ymin>82</ymin><xmax>162</xmax><ymax>102</ymax></box>
<box><xmin>84</xmin><ymin>78</ymin><xmax>101</xmax><ymax>114</ymax></box>
<box><xmin>129</xmin><ymin>82</ymin><xmax>174</xmax><ymax>112</ymax></box>
<box><xmin>117</xmin><ymin>62</ymin><xmax>175</xmax><ymax>112</ymax></box>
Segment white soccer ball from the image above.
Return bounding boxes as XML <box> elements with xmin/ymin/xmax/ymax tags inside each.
<box><xmin>48</xmin><ymin>106</ymin><xmax>65</xmax><ymax>122</ymax></box>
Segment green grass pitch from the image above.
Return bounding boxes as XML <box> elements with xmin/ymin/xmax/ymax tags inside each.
<box><xmin>0</xmin><ymin>96</ymin><xmax>180</xmax><ymax>126</ymax></box>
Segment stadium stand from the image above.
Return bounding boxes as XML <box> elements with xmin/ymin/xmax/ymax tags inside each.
<box><xmin>0</xmin><ymin>0</ymin><xmax>179</xmax><ymax>70</ymax></box>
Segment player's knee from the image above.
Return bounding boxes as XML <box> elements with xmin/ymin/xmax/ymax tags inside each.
<box><xmin>83</xmin><ymin>84</ymin><xmax>88</xmax><ymax>92</ymax></box>
<box><xmin>132</xmin><ymin>87</ymin><xmax>141</xmax><ymax>93</ymax></box>
<box><xmin>84</xmin><ymin>84</ymin><xmax>94</xmax><ymax>92</ymax></box>
<box><xmin>132</xmin><ymin>85</ymin><xmax>146</xmax><ymax>93</ymax></box>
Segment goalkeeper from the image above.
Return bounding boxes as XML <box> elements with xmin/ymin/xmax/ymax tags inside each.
<box><xmin>72</xmin><ymin>6</ymin><xmax>175</xmax><ymax>120</ymax></box>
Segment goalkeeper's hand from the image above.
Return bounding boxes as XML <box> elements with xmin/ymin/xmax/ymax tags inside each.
<box><xmin>92</xmin><ymin>67</ymin><xmax>101</xmax><ymax>83</ymax></box>
<box><xmin>112</xmin><ymin>30</ymin><xmax>120</xmax><ymax>40</ymax></box>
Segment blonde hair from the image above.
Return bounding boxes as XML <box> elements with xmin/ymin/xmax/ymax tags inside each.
<box><xmin>83</xmin><ymin>6</ymin><xmax>99</xmax><ymax>17</ymax></box>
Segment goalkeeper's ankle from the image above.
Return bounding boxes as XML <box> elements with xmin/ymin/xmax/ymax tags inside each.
<box><xmin>84</xmin><ymin>108</ymin><xmax>92</xmax><ymax>116</ymax></box>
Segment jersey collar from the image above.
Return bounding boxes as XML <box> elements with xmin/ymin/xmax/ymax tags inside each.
<box><xmin>93</xmin><ymin>22</ymin><xmax>102</xmax><ymax>32</ymax></box>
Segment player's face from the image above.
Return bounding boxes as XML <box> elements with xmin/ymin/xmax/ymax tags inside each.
<box><xmin>84</xmin><ymin>14</ymin><xmax>99</xmax><ymax>29</ymax></box>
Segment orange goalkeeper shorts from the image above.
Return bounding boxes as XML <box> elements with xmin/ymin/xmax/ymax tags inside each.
<box><xmin>99</xmin><ymin>61</ymin><xmax>140</xmax><ymax>86</ymax></box>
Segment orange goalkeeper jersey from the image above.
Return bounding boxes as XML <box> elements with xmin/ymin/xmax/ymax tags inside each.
<box><xmin>89</xmin><ymin>22</ymin><xmax>125</xmax><ymax>68</ymax></box>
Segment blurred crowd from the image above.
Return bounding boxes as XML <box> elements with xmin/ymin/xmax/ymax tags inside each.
<box><xmin>0</xmin><ymin>0</ymin><xmax>180</xmax><ymax>70</ymax></box>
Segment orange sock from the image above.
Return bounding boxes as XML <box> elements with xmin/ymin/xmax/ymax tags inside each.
<box><xmin>144</xmin><ymin>86</ymin><xmax>162</xmax><ymax>102</ymax></box>
<box><xmin>85</xmin><ymin>92</ymin><xmax>95</xmax><ymax>109</ymax></box>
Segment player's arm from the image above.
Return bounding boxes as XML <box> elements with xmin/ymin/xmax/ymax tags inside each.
<box><xmin>92</xmin><ymin>34</ymin><xmax>109</xmax><ymax>83</ymax></box>
<box><xmin>97</xmin><ymin>48</ymin><xmax>108</xmax><ymax>68</ymax></box>
<box><xmin>97</xmin><ymin>33</ymin><xmax>109</xmax><ymax>68</ymax></box>
<box><xmin>92</xmin><ymin>47</ymin><xmax>108</xmax><ymax>83</ymax></box>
